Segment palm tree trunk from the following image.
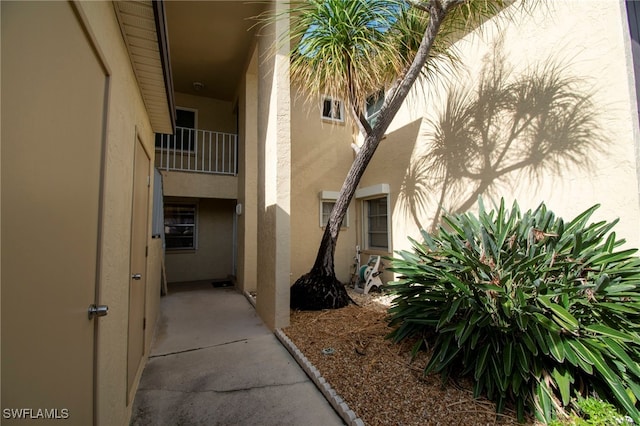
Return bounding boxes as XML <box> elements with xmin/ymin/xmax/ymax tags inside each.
<box><xmin>290</xmin><ymin>132</ymin><xmax>385</xmax><ymax>310</ymax></box>
<box><xmin>290</xmin><ymin>0</ymin><xmax>451</xmax><ymax>310</ymax></box>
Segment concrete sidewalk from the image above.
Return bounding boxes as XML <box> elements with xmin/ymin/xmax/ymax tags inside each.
<box><xmin>130</xmin><ymin>282</ymin><xmax>344</xmax><ymax>426</ymax></box>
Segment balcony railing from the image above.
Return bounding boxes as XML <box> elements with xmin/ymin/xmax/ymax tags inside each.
<box><xmin>155</xmin><ymin>127</ymin><xmax>238</xmax><ymax>175</ymax></box>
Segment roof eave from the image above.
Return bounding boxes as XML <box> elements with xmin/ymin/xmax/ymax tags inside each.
<box><xmin>114</xmin><ymin>0</ymin><xmax>175</xmax><ymax>134</ymax></box>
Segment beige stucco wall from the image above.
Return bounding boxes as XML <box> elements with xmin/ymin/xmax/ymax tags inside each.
<box><xmin>236</xmin><ymin>47</ymin><xmax>259</xmax><ymax>294</ymax></box>
<box><xmin>358</xmin><ymin>0</ymin><xmax>640</xmax><ymax>266</ymax></box>
<box><xmin>64</xmin><ymin>2</ymin><xmax>162</xmax><ymax>425</ymax></box>
<box><xmin>165</xmin><ymin>197</ymin><xmax>235</xmax><ymax>283</ymax></box>
<box><xmin>161</xmin><ymin>170</ymin><xmax>238</xmax><ymax>199</ymax></box>
<box><xmin>157</xmin><ymin>92</ymin><xmax>239</xmax><ymax>200</ymax></box>
<box><xmin>146</xmin><ymin>238</ymin><xmax>164</xmax><ymax>351</ymax></box>
<box><xmin>174</xmin><ymin>92</ymin><xmax>236</xmax><ymax>133</ymax></box>
<box><xmin>283</xmin><ymin>1</ymin><xmax>640</xmax><ymax>284</ymax></box>
<box><xmin>290</xmin><ymin>92</ymin><xmax>358</xmax><ymax>284</ymax></box>
<box><xmin>2</xmin><ymin>2</ymin><xmax>163</xmax><ymax>425</ymax></box>
<box><xmin>256</xmin><ymin>1</ymin><xmax>291</xmax><ymax>329</ymax></box>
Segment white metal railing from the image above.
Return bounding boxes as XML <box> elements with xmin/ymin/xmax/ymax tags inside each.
<box><xmin>155</xmin><ymin>127</ymin><xmax>238</xmax><ymax>175</ymax></box>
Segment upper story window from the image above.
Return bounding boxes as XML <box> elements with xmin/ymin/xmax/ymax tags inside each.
<box><xmin>176</xmin><ymin>108</ymin><xmax>197</xmax><ymax>129</ymax></box>
<box><xmin>322</xmin><ymin>97</ymin><xmax>344</xmax><ymax>122</ymax></box>
<box><xmin>155</xmin><ymin>107</ymin><xmax>197</xmax><ymax>149</ymax></box>
<box><xmin>366</xmin><ymin>91</ymin><xmax>384</xmax><ymax>126</ymax></box>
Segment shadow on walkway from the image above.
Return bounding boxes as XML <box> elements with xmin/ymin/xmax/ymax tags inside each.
<box><xmin>130</xmin><ymin>282</ymin><xmax>344</xmax><ymax>426</ymax></box>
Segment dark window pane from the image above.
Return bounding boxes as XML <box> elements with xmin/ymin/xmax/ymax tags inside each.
<box><xmin>322</xmin><ymin>98</ymin><xmax>342</xmax><ymax>120</ymax></box>
<box><xmin>176</xmin><ymin>109</ymin><xmax>195</xmax><ymax>128</ymax></box>
<box><xmin>322</xmin><ymin>201</ymin><xmax>334</xmax><ymax>224</ymax></box>
<box><xmin>322</xmin><ymin>99</ymin><xmax>332</xmax><ymax>118</ymax></box>
<box><xmin>366</xmin><ymin>196</ymin><xmax>388</xmax><ymax>250</ymax></box>
<box><xmin>164</xmin><ymin>203</ymin><xmax>196</xmax><ymax>249</ymax></box>
<box><xmin>370</xmin><ymin>233</ymin><xmax>387</xmax><ymax>248</ymax></box>
<box><xmin>366</xmin><ymin>91</ymin><xmax>384</xmax><ymax>126</ymax></box>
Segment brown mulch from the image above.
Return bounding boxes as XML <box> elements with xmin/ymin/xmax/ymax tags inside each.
<box><xmin>283</xmin><ymin>290</ymin><xmax>535</xmax><ymax>426</ymax></box>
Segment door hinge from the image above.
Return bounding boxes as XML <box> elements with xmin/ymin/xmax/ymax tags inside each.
<box><xmin>147</xmin><ymin>176</ymin><xmax>151</xmax><ymax>187</ymax></box>
<box><xmin>143</xmin><ymin>318</ymin><xmax>146</xmax><ymax>330</ymax></box>
<box><xmin>145</xmin><ymin>246</ymin><xmax>148</xmax><ymax>257</ymax></box>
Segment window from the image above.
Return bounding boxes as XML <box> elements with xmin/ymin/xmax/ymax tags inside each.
<box><xmin>320</xmin><ymin>201</ymin><xmax>348</xmax><ymax>228</ymax></box>
<box><xmin>364</xmin><ymin>196</ymin><xmax>388</xmax><ymax>250</ymax></box>
<box><xmin>356</xmin><ymin>184</ymin><xmax>391</xmax><ymax>251</ymax></box>
<box><xmin>366</xmin><ymin>91</ymin><xmax>384</xmax><ymax>126</ymax></box>
<box><xmin>155</xmin><ymin>107</ymin><xmax>197</xmax><ymax>150</ymax></box>
<box><xmin>164</xmin><ymin>203</ymin><xmax>197</xmax><ymax>249</ymax></box>
<box><xmin>321</xmin><ymin>200</ymin><xmax>333</xmax><ymax>225</ymax></box>
<box><xmin>176</xmin><ymin>108</ymin><xmax>196</xmax><ymax>129</ymax></box>
<box><xmin>319</xmin><ymin>191</ymin><xmax>348</xmax><ymax>227</ymax></box>
<box><xmin>322</xmin><ymin>97</ymin><xmax>344</xmax><ymax>122</ymax></box>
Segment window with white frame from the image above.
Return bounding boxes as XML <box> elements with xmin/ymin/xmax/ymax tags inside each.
<box><xmin>356</xmin><ymin>184</ymin><xmax>390</xmax><ymax>251</ymax></box>
<box><xmin>164</xmin><ymin>203</ymin><xmax>197</xmax><ymax>249</ymax></box>
<box><xmin>366</xmin><ymin>90</ymin><xmax>384</xmax><ymax>126</ymax></box>
<box><xmin>364</xmin><ymin>196</ymin><xmax>389</xmax><ymax>250</ymax></box>
<box><xmin>321</xmin><ymin>97</ymin><xmax>344</xmax><ymax>122</ymax></box>
<box><xmin>319</xmin><ymin>191</ymin><xmax>348</xmax><ymax>228</ymax></box>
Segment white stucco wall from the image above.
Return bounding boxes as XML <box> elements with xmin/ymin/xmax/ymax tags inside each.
<box><xmin>256</xmin><ymin>1</ymin><xmax>291</xmax><ymax>329</ymax></box>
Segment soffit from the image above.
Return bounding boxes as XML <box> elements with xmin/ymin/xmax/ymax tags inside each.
<box><xmin>114</xmin><ymin>1</ymin><xmax>175</xmax><ymax>134</ymax></box>
<box><xmin>163</xmin><ymin>1</ymin><xmax>267</xmax><ymax>101</ymax></box>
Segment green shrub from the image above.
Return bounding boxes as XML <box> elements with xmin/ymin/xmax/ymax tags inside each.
<box><xmin>574</xmin><ymin>396</ymin><xmax>635</xmax><ymax>425</ymax></box>
<box><xmin>550</xmin><ymin>396</ymin><xmax>635</xmax><ymax>425</ymax></box>
<box><xmin>386</xmin><ymin>199</ymin><xmax>640</xmax><ymax>423</ymax></box>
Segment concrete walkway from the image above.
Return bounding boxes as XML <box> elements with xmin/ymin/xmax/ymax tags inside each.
<box><xmin>130</xmin><ymin>282</ymin><xmax>344</xmax><ymax>426</ymax></box>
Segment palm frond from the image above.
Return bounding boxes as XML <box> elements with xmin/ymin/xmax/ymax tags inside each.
<box><xmin>288</xmin><ymin>0</ymin><xmax>404</xmax><ymax>105</ymax></box>
<box><xmin>258</xmin><ymin>0</ymin><xmax>514</xmax><ymax>131</ymax></box>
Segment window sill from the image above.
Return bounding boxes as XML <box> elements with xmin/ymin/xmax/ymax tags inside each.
<box><xmin>321</xmin><ymin>117</ymin><xmax>345</xmax><ymax>125</ymax></box>
<box><xmin>361</xmin><ymin>248</ymin><xmax>390</xmax><ymax>256</ymax></box>
<box><xmin>166</xmin><ymin>249</ymin><xmax>197</xmax><ymax>254</ymax></box>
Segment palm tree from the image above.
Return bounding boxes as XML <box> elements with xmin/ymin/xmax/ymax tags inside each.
<box><xmin>286</xmin><ymin>0</ymin><xmax>511</xmax><ymax>310</ymax></box>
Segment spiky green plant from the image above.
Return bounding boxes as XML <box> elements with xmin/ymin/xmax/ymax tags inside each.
<box><xmin>386</xmin><ymin>199</ymin><xmax>640</xmax><ymax>422</ymax></box>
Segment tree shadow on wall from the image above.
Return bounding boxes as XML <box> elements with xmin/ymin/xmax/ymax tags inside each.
<box><xmin>400</xmin><ymin>45</ymin><xmax>607</xmax><ymax>232</ymax></box>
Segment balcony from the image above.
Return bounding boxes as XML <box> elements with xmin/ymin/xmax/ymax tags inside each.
<box><xmin>155</xmin><ymin>127</ymin><xmax>238</xmax><ymax>175</ymax></box>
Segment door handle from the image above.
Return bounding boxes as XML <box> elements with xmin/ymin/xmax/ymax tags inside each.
<box><xmin>88</xmin><ymin>304</ymin><xmax>109</xmax><ymax>319</ymax></box>
<box><xmin>132</xmin><ymin>273</ymin><xmax>142</xmax><ymax>280</ymax></box>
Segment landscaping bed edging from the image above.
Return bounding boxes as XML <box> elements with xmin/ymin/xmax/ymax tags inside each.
<box><xmin>275</xmin><ymin>328</ymin><xmax>365</xmax><ymax>426</ymax></box>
